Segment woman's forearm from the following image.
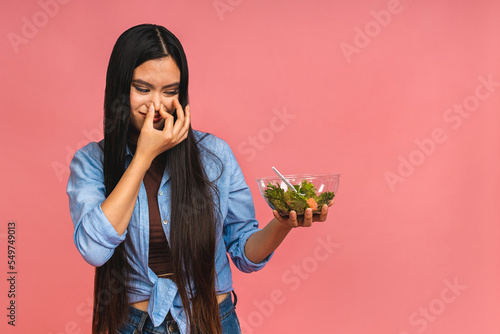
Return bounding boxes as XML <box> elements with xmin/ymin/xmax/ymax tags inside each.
<box><xmin>100</xmin><ymin>155</ymin><xmax>151</xmax><ymax>236</ymax></box>
<box><xmin>244</xmin><ymin>218</ymin><xmax>293</xmax><ymax>263</ymax></box>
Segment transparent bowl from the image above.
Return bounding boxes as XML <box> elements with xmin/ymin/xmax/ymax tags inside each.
<box><xmin>256</xmin><ymin>173</ymin><xmax>340</xmax><ymax>216</ymax></box>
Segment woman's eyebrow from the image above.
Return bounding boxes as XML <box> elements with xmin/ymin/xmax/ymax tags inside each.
<box><xmin>131</xmin><ymin>79</ymin><xmax>180</xmax><ymax>89</ymax></box>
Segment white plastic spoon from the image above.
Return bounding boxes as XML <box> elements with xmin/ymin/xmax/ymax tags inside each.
<box><xmin>272</xmin><ymin>167</ymin><xmax>300</xmax><ymax>194</ymax></box>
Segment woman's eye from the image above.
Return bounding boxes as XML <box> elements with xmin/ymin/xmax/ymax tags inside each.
<box><xmin>164</xmin><ymin>90</ymin><xmax>179</xmax><ymax>96</ymax></box>
<box><xmin>134</xmin><ymin>86</ymin><xmax>149</xmax><ymax>93</ymax></box>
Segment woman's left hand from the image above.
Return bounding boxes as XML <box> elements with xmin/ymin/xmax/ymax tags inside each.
<box><xmin>272</xmin><ymin>200</ymin><xmax>334</xmax><ymax>228</ymax></box>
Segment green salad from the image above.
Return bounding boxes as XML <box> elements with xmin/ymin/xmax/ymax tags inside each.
<box><xmin>264</xmin><ymin>180</ymin><xmax>335</xmax><ymax>216</ymax></box>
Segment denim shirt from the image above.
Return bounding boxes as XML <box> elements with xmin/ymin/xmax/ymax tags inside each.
<box><xmin>67</xmin><ymin>131</ymin><xmax>271</xmax><ymax>333</ymax></box>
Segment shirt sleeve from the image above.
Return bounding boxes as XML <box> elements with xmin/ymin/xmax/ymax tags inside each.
<box><xmin>222</xmin><ymin>143</ymin><xmax>273</xmax><ymax>273</ymax></box>
<box><xmin>66</xmin><ymin>143</ymin><xmax>127</xmax><ymax>267</ymax></box>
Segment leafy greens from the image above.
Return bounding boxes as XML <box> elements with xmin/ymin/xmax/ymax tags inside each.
<box><xmin>264</xmin><ymin>180</ymin><xmax>335</xmax><ymax>216</ymax></box>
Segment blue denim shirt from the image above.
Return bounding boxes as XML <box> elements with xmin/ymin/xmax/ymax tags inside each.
<box><xmin>67</xmin><ymin>131</ymin><xmax>271</xmax><ymax>333</ymax></box>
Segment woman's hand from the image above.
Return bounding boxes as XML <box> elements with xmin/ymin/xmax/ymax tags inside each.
<box><xmin>135</xmin><ymin>99</ymin><xmax>191</xmax><ymax>165</ymax></box>
<box><xmin>272</xmin><ymin>200</ymin><xmax>335</xmax><ymax>228</ymax></box>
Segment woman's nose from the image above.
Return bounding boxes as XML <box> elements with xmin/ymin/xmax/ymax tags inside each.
<box><xmin>151</xmin><ymin>93</ymin><xmax>162</xmax><ymax>111</ymax></box>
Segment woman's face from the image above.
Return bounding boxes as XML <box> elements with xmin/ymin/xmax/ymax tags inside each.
<box><xmin>129</xmin><ymin>57</ymin><xmax>181</xmax><ymax>136</ymax></box>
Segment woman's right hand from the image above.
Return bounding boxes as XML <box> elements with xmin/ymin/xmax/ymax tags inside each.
<box><xmin>135</xmin><ymin>99</ymin><xmax>191</xmax><ymax>165</ymax></box>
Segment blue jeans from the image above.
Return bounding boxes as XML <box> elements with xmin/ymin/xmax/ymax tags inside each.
<box><xmin>117</xmin><ymin>291</ymin><xmax>242</xmax><ymax>334</ymax></box>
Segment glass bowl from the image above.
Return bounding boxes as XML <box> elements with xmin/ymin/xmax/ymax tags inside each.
<box><xmin>256</xmin><ymin>173</ymin><xmax>340</xmax><ymax>216</ymax></box>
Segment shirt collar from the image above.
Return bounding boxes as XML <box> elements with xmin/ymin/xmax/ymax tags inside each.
<box><xmin>125</xmin><ymin>143</ymin><xmax>134</xmax><ymax>157</ymax></box>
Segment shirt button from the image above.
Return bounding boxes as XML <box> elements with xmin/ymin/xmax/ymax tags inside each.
<box><xmin>158</xmin><ymin>190</ymin><xmax>163</xmax><ymax>196</ymax></box>
<box><xmin>162</xmin><ymin>219</ymin><xmax>168</xmax><ymax>225</ymax></box>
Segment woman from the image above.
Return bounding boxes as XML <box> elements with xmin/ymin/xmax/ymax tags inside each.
<box><xmin>67</xmin><ymin>24</ymin><xmax>332</xmax><ymax>334</ymax></box>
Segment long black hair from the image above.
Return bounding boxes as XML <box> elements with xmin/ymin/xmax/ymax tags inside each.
<box><xmin>94</xmin><ymin>24</ymin><xmax>221</xmax><ymax>334</ymax></box>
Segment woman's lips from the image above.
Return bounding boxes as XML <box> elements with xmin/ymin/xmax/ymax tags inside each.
<box><xmin>139</xmin><ymin>112</ymin><xmax>163</xmax><ymax>123</ymax></box>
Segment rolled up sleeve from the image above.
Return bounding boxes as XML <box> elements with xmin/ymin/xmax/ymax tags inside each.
<box><xmin>66</xmin><ymin>143</ymin><xmax>127</xmax><ymax>267</ymax></box>
<box><xmin>222</xmin><ymin>144</ymin><xmax>272</xmax><ymax>273</ymax></box>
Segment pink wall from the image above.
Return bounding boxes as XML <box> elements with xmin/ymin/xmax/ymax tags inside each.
<box><xmin>1</xmin><ymin>0</ymin><xmax>499</xmax><ymax>333</ymax></box>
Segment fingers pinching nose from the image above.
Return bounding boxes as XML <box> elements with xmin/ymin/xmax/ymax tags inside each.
<box><xmin>145</xmin><ymin>103</ymin><xmax>154</xmax><ymax>120</ymax></box>
<box><xmin>159</xmin><ymin>104</ymin><xmax>168</xmax><ymax>117</ymax></box>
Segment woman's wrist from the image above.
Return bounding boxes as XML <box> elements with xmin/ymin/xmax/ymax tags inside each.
<box><xmin>271</xmin><ymin>217</ymin><xmax>294</xmax><ymax>232</ymax></box>
<box><xmin>130</xmin><ymin>152</ymin><xmax>153</xmax><ymax>172</ymax></box>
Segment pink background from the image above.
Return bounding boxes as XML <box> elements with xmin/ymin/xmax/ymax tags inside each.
<box><xmin>1</xmin><ymin>0</ymin><xmax>500</xmax><ymax>333</ymax></box>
